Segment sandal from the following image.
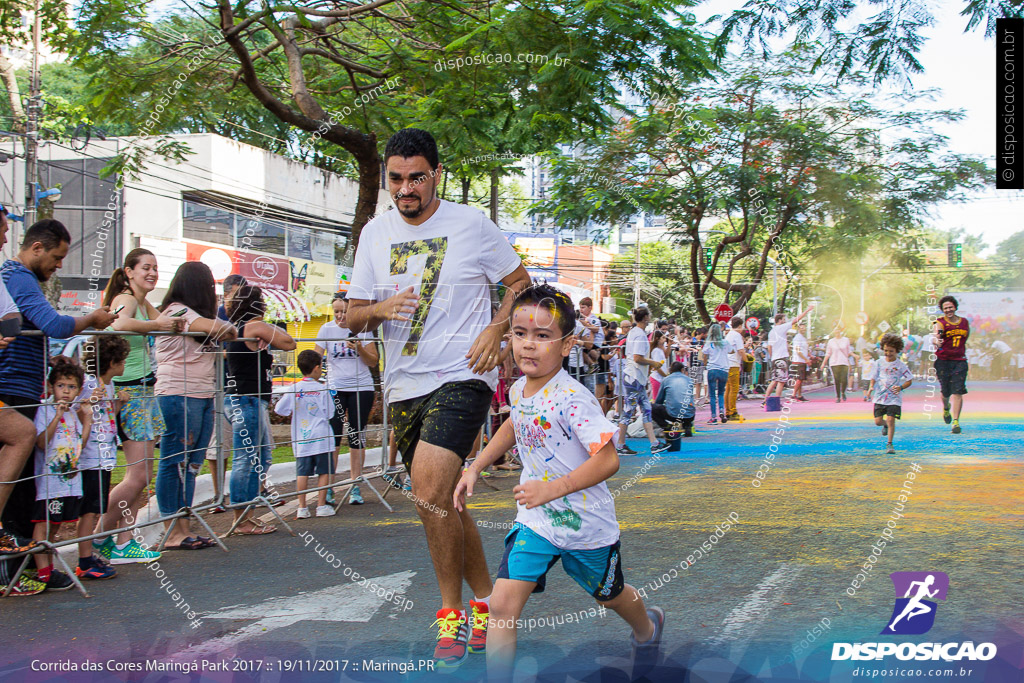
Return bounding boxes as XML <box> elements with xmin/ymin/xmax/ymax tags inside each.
<box><xmin>228</xmin><ymin>520</ymin><xmax>278</xmax><ymax>536</ymax></box>
<box><xmin>167</xmin><ymin>537</ymin><xmax>205</xmax><ymax>550</ymax></box>
<box><xmin>194</xmin><ymin>536</ymin><xmax>218</xmax><ymax>548</ymax></box>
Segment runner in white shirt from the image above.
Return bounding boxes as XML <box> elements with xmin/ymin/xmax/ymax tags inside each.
<box><xmin>764</xmin><ymin>305</ymin><xmax>815</xmax><ymax>401</ymax></box>
<box><xmin>345</xmin><ymin>129</ymin><xmax>531</xmax><ymax>665</ymax></box>
<box><xmin>790</xmin><ymin>322</ymin><xmax>809</xmax><ymax>401</ymax></box>
<box><xmin>314</xmin><ymin>294</ymin><xmax>378</xmax><ymax>506</ymax></box>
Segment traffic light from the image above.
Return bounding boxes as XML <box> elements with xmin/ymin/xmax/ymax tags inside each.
<box><xmin>947</xmin><ymin>243</ymin><xmax>962</xmax><ymax>268</ymax></box>
<box><xmin>704</xmin><ymin>247</ymin><xmax>713</xmax><ymax>272</ymax></box>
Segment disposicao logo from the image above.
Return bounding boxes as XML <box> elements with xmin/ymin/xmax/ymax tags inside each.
<box><xmin>882</xmin><ymin>571</ymin><xmax>948</xmax><ymax>635</ymax></box>
<box><xmin>832</xmin><ymin>571</ymin><xmax>997</xmax><ymax>662</ymax></box>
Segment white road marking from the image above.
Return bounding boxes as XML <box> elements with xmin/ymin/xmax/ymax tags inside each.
<box><xmin>709</xmin><ymin>563</ymin><xmax>804</xmax><ymax>645</ymax></box>
<box><xmin>167</xmin><ymin>571</ymin><xmax>416</xmax><ymax>660</ymax></box>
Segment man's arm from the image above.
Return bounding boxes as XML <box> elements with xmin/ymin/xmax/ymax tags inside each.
<box><xmin>465</xmin><ymin>263</ymin><xmax>531</xmax><ymax>374</ymax></box>
<box><xmin>791</xmin><ymin>304</ymin><xmax>816</xmax><ymax>326</ymax></box>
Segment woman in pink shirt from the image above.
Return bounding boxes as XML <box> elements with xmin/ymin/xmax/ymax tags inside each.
<box><xmin>822</xmin><ymin>325</ymin><xmax>852</xmax><ymax>403</ymax></box>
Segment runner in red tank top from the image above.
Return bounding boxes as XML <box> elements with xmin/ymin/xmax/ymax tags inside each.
<box><xmin>932</xmin><ymin>296</ymin><xmax>969</xmax><ymax>433</ymax></box>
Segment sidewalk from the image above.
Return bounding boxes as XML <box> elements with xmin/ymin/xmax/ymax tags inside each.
<box><xmin>60</xmin><ymin>447</ymin><xmax>387</xmax><ymax>560</ymax></box>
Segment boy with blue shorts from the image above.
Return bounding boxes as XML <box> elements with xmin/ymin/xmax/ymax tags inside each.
<box><xmin>275</xmin><ymin>350</ymin><xmax>336</xmax><ymax>518</ymax></box>
<box><xmin>455</xmin><ymin>284</ymin><xmax>665</xmax><ymax>678</ymax></box>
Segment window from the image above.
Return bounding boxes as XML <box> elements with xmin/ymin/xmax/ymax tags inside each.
<box><xmin>38</xmin><ymin>159</ymin><xmax>119</xmax><ymax>277</ymax></box>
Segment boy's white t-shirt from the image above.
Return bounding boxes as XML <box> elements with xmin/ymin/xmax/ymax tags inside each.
<box><xmin>861</xmin><ymin>358</ymin><xmax>877</xmax><ymax>381</ymax></box>
<box><xmin>623</xmin><ymin>326</ymin><xmax>650</xmax><ymax>384</ymax></box>
<box><xmin>316</xmin><ymin>322</ymin><xmax>375</xmax><ymax>391</ymax></box>
<box><xmin>33</xmin><ymin>399</ymin><xmax>84</xmax><ymax>500</ymax></box>
<box><xmin>273</xmin><ymin>378</ymin><xmax>336</xmax><ymax>458</ymax></box>
<box><xmin>726</xmin><ymin>329</ymin><xmax>745</xmax><ymax>367</ymax></box>
<box><xmin>79</xmin><ymin>376</ymin><xmax>119</xmax><ymax>470</ymax></box>
<box><xmin>868</xmin><ymin>358</ymin><xmax>913</xmax><ymax>406</ymax></box>
<box><xmin>509</xmin><ymin>369</ymin><xmax>620</xmax><ymax>550</ymax></box>
<box><xmin>768</xmin><ymin>321</ymin><xmax>793</xmax><ymax>361</ymax></box>
<box><xmin>347</xmin><ymin>200</ymin><xmax>522</xmax><ymax>403</ymax></box>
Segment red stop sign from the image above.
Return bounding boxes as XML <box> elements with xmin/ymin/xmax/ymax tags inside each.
<box><xmin>714</xmin><ymin>303</ymin><xmax>734</xmax><ymax>323</ymax></box>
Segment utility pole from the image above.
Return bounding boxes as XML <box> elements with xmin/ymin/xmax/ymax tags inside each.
<box><xmin>23</xmin><ymin>0</ymin><xmax>42</xmax><ymax>227</ymax></box>
<box><xmin>632</xmin><ymin>230</ymin><xmax>641</xmax><ymax>309</ymax></box>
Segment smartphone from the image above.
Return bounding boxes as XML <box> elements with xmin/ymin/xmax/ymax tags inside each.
<box><xmin>0</xmin><ymin>317</ymin><xmax>20</xmax><ymax>337</ymax></box>
<box><xmin>170</xmin><ymin>308</ymin><xmax>188</xmax><ymax>317</ymax></box>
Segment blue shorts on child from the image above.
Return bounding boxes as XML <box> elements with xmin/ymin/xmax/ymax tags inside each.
<box><xmin>498</xmin><ymin>524</ymin><xmax>624</xmax><ymax>601</ymax></box>
<box><xmin>296</xmin><ymin>452</ymin><xmax>334</xmax><ymax>477</ymax></box>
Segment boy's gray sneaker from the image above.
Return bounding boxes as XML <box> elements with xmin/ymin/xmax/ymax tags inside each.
<box><xmin>631</xmin><ymin>606</ymin><xmax>665</xmax><ymax>671</ymax></box>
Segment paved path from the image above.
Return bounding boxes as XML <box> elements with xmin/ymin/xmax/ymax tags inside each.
<box><xmin>1</xmin><ymin>382</ymin><xmax>1021</xmax><ymax>682</ymax></box>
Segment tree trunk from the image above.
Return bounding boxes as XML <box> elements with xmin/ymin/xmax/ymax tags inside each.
<box><xmin>461</xmin><ymin>177</ymin><xmax>471</xmax><ymax>205</ymax></box>
<box><xmin>0</xmin><ymin>54</ymin><xmax>25</xmax><ymax>133</ymax></box>
<box><xmin>490</xmin><ymin>168</ymin><xmax>499</xmax><ymax>224</ymax></box>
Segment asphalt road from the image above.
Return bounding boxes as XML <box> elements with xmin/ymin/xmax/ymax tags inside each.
<box><xmin>1</xmin><ymin>381</ymin><xmax>1022</xmax><ymax>683</ymax></box>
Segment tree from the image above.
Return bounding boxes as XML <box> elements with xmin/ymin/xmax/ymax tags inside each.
<box><xmin>72</xmin><ymin>0</ymin><xmax>715</xmax><ymax>246</ymax></box>
<box><xmin>607</xmin><ymin>242</ymin><xmax>698</xmax><ymax>322</ymax></box>
<box><xmin>534</xmin><ymin>47</ymin><xmax>992</xmax><ymax>324</ymax></box>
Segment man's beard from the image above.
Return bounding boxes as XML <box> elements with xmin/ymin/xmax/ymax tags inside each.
<box><xmin>395</xmin><ymin>192</ymin><xmax>434</xmax><ymax>219</ymax></box>
<box><xmin>30</xmin><ymin>263</ymin><xmax>50</xmax><ymax>282</ymax></box>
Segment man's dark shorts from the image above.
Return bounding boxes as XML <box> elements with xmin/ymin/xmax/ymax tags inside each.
<box><xmin>389</xmin><ymin>380</ymin><xmax>493</xmax><ymax>470</ymax></box>
<box><xmin>873</xmin><ymin>404</ymin><xmax>902</xmax><ymax>419</ymax></box>
<box><xmin>792</xmin><ymin>362</ymin><xmax>807</xmax><ymax>381</ymax></box>
<box><xmin>934</xmin><ymin>359</ymin><xmax>968</xmax><ymax>396</ymax></box>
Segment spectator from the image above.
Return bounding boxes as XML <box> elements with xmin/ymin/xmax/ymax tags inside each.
<box><xmin>96</xmin><ymin>248</ymin><xmax>183</xmax><ymax>564</ymax></box>
<box><xmin>823</xmin><ymin>325</ymin><xmax>852</xmax><ymax>402</ymax></box>
<box><xmin>649</xmin><ymin>330</ymin><xmax>669</xmax><ymax>400</ymax></box>
<box><xmin>314</xmin><ymin>293</ymin><xmax>378</xmax><ymax>506</ymax></box>
<box><xmin>652</xmin><ymin>361</ymin><xmax>696</xmax><ymax>437</ymax></box>
<box><xmin>225</xmin><ymin>285</ymin><xmax>296</xmax><ymax>534</ymax></box>
<box><xmin>791</xmin><ymin>321</ymin><xmax>809</xmax><ymax>401</ymax></box>
<box><xmin>567</xmin><ymin>310</ymin><xmax>593</xmax><ymax>387</ymax></box>
<box><xmin>598</xmin><ymin>322</ymin><xmax>617</xmax><ymax>413</ymax></box>
<box><xmin>154</xmin><ymin>262</ymin><xmax>236</xmax><ymax>549</ymax></box>
<box><xmin>724</xmin><ymin>316</ymin><xmax>746</xmax><ymax>419</ymax></box>
<box><xmin>0</xmin><ymin>219</ymin><xmax>116</xmax><ymax>544</ymax></box>
<box><xmin>30</xmin><ymin>359</ymin><xmax>89</xmax><ymax>591</ymax></box>
<box><xmin>615</xmin><ymin>308</ymin><xmax>668</xmax><ymax>455</ymax></box>
<box><xmin>274</xmin><ymin>350</ymin><xmax>335</xmax><ymax>518</ymax></box>
<box><xmin>991</xmin><ymin>339</ymin><xmax>1011</xmax><ymax>379</ymax></box>
<box><xmin>217</xmin><ymin>274</ymin><xmax>247</xmax><ymax>321</ymax></box>
<box><xmin>700</xmin><ymin>323</ymin><xmax>731</xmax><ymax>424</ymax></box>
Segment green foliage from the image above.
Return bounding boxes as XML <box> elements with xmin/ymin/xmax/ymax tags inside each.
<box><xmin>607</xmin><ymin>242</ymin><xmax>698</xmax><ymax>321</ymax></box>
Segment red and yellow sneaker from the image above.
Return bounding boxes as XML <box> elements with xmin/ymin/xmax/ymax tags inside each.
<box><xmin>431</xmin><ymin>608</ymin><xmax>468</xmax><ymax>668</ymax></box>
<box><xmin>468</xmin><ymin>600</ymin><xmax>489</xmax><ymax>653</ymax></box>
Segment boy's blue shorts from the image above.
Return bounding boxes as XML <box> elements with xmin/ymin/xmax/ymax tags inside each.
<box><xmin>497</xmin><ymin>525</ymin><xmax>624</xmax><ymax>601</ymax></box>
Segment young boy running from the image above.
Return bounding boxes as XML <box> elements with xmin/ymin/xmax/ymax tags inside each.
<box><xmin>274</xmin><ymin>350</ymin><xmax>336</xmax><ymax>518</ymax></box>
<box><xmin>454</xmin><ymin>284</ymin><xmax>665</xmax><ymax>678</ymax></box>
<box><xmin>868</xmin><ymin>333</ymin><xmax>913</xmax><ymax>455</ymax></box>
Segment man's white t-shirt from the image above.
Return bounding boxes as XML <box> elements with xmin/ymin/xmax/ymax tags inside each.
<box><xmin>768</xmin><ymin>321</ymin><xmax>794</xmax><ymax>361</ymax></box>
<box><xmin>792</xmin><ymin>332</ymin><xmax>809</xmax><ymax>363</ymax></box>
<box><xmin>347</xmin><ymin>200</ymin><xmax>522</xmax><ymax>403</ymax></box>
<box><xmin>316</xmin><ymin>322</ymin><xmax>375</xmax><ymax>392</ymax></box>
<box><xmin>568</xmin><ymin>320</ymin><xmax>589</xmax><ymax>369</ymax></box>
<box><xmin>623</xmin><ymin>326</ymin><xmax>650</xmax><ymax>384</ymax></box>
<box><xmin>509</xmin><ymin>369</ymin><xmax>619</xmax><ymax>550</ymax></box>
<box><xmin>274</xmin><ymin>378</ymin><xmax>336</xmax><ymax>458</ymax></box>
<box><xmin>726</xmin><ymin>329</ymin><xmax>745</xmax><ymax>368</ymax></box>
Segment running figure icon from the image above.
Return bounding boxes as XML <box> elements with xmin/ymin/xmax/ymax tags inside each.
<box><xmin>881</xmin><ymin>571</ymin><xmax>949</xmax><ymax>635</ymax></box>
<box><xmin>888</xmin><ymin>575</ymin><xmax>938</xmax><ymax>631</ymax></box>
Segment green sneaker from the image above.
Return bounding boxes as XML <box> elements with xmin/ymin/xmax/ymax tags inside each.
<box><xmin>92</xmin><ymin>536</ymin><xmax>115</xmax><ymax>560</ymax></box>
<box><xmin>107</xmin><ymin>539</ymin><xmax>161</xmax><ymax>565</ymax></box>
<box><xmin>951</xmin><ymin>419</ymin><xmax>961</xmax><ymax>434</ymax></box>
<box><xmin>943</xmin><ymin>410</ymin><xmax>952</xmax><ymax>424</ymax></box>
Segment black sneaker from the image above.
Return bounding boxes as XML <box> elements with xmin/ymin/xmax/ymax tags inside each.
<box><xmin>651</xmin><ymin>442</ymin><xmax>670</xmax><ymax>455</ymax></box>
<box><xmin>881</xmin><ymin>423</ymin><xmax>888</xmax><ymax>436</ymax></box>
<box><xmin>45</xmin><ymin>569</ymin><xmax>75</xmax><ymax>591</ymax></box>
<box><xmin>616</xmin><ymin>444</ymin><xmax>637</xmax><ymax>456</ymax></box>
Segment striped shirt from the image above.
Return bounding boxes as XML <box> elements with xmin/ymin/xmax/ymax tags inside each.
<box><xmin>0</xmin><ymin>260</ymin><xmax>76</xmax><ymax>399</ymax></box>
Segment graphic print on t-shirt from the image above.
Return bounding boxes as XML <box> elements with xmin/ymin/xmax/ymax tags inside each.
<box><xmin>389</xmin><ymin>237</ymin><xmax>449</xmax><ymax>356</ymax></box>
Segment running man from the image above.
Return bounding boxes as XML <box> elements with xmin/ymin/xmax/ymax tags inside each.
<box><xmin>888</xmin><ymin>574</ymin><xmax>939</xmax><ymax>631</ymax></box>
<box><xmin>932</xmin><ymin>295</ymin><xmax>969</xmax><ymax>434</ymax></box>
<box><xmin>764</xmin><ymin>305</ymin><xmax>815</xmax><ymax>400</ymax></box>
<box><xmin>346</xmin><ymin>128</ymin><xmax>531</xmax><ymax>667</ymax></box>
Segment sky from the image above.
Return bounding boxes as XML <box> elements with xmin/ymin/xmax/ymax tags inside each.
<box><xmin>693</xmin><ymin>0</ymin><xmax>1023</xmax><ymax>255</ymax></box>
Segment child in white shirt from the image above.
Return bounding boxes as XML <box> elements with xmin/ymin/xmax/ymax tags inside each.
<box><xmin>275</xmin><ymin>350</ymin><xmax>336</xmax><ymax>518</ymax></box>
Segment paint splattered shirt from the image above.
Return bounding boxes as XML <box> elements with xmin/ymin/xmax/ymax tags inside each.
<box><xmin>868</xmin><ymin>358</ymin><xmax>913</xmax><ymax>406</ymax></box>
<box><xmin>509</xmin><ymin>369</ymin><xmax>620</xmax><ymax>550</ymax></box>
<box><xmin>33</xmin><ymin>399</ymin><xmax>84</xmax><ymax>501</ymax></box>
<box><xmin>273</xmin><ymin>378</ymin><xmax>336</xmax><ymax>458</ymax></box>
<box><xmin>348</xmin><ymin>200</ymin><xmax>522</xmax><ymax>403</ymax></box>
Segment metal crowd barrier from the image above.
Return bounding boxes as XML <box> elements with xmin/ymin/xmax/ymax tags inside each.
<box><xmin>0</xmin><ymin>328</ymin><xmax>393</xmax><ymax>599</ymax></box>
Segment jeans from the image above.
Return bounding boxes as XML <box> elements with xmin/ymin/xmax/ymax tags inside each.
<box><xmin>725</xmin><ymin>367</ymin><xmax>741</xmax><ymax>416</ymax></box>
<box><xmin>227</xmin><ymin>396</ymin><xmax>273</xmax><ymax>505</ymax></box>
<box><xmin>707</xmin><ymin>369</ymin><xmax>729</xmax><ymax>418</ymax></box>
<box><xmin>156</xmin><ymin>396</ymin><xmax>215</xmax><ymax>516</ymax></box>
